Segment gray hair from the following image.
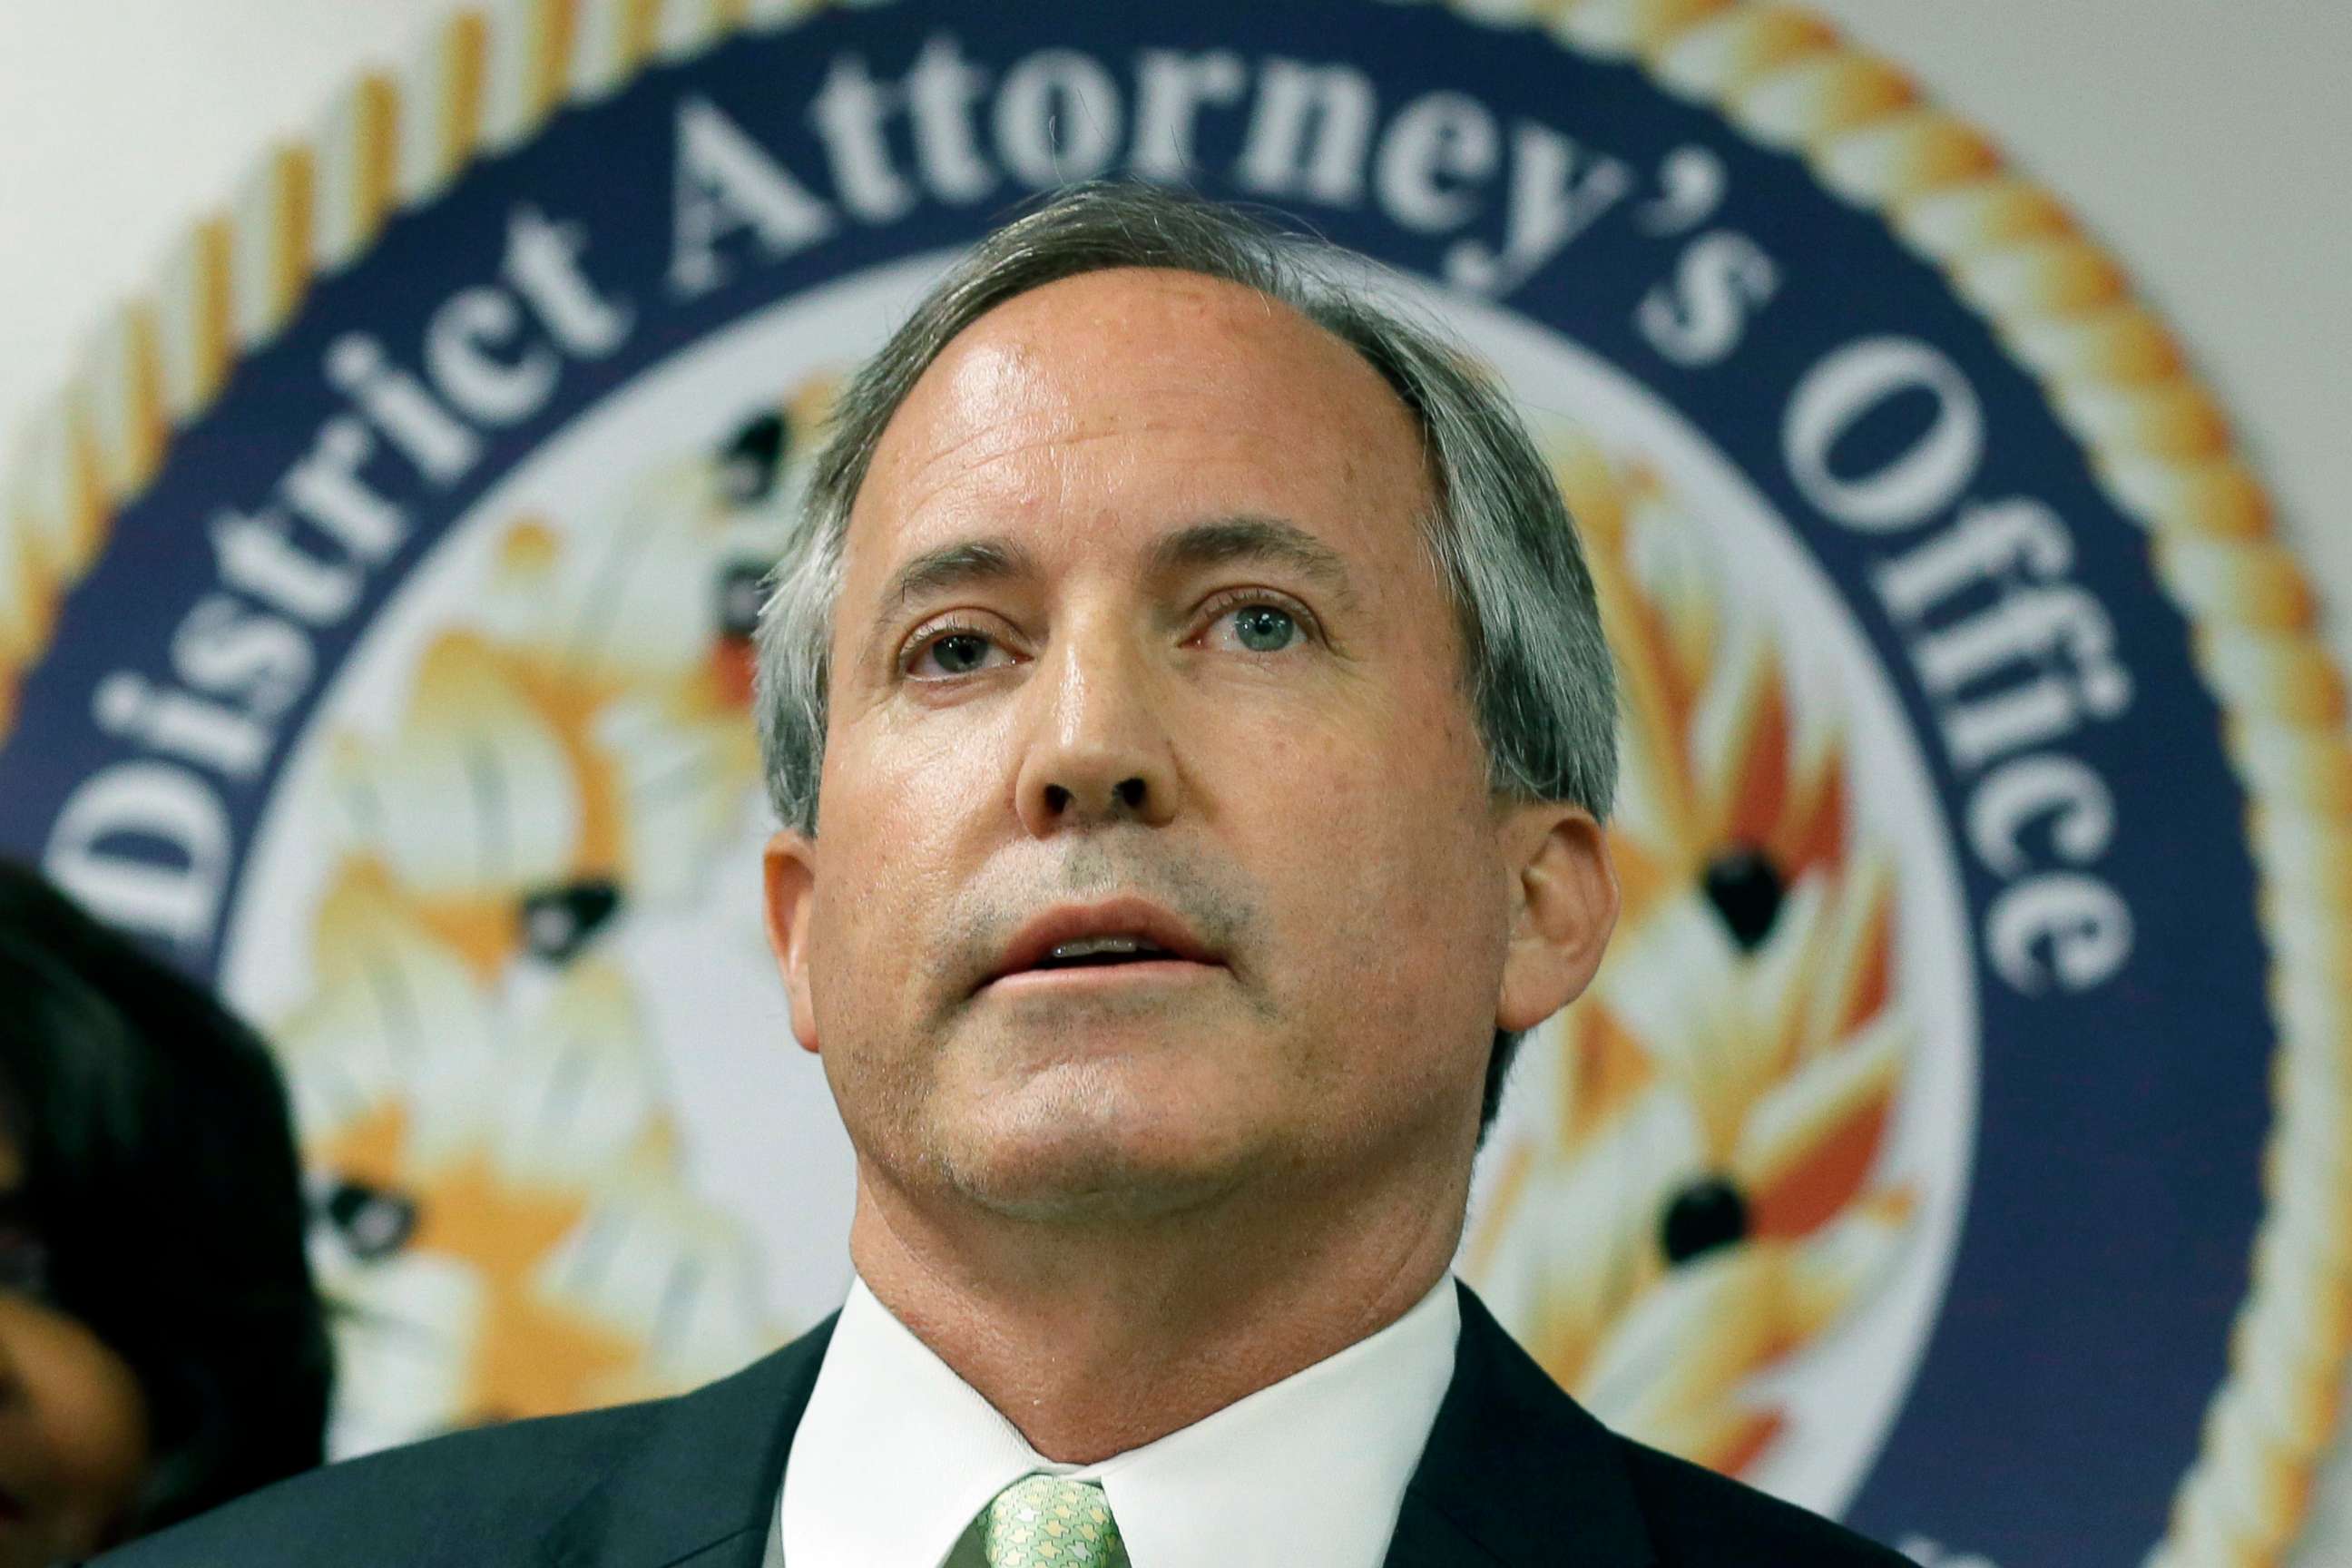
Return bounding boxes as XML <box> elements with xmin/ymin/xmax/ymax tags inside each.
<box><xmin>754</xmin><ymin>181</ymin><xmax>1618</xmax><ymax>1132</ymax></box>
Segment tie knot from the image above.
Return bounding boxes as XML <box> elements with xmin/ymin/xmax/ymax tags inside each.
<box><xmin>981</xmin><ymin>1473</ymin><xmax>1124</xmax><ymax>1568</ymax></box>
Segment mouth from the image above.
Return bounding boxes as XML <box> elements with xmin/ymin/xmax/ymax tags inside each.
<box><xmin>979</xmin><ymin>898</ymin><xmax>1226</xmax><ymax>995</ymax></box>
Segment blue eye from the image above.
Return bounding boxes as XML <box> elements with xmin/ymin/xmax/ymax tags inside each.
<box><xmin>923</xmin><ymin>631</ymin><xmax>993</xmax><ymax>675</ymax></box>
<box><xmin>906</xmin><ymin>625</ymin><xmax>1013</xmax><ymax>678</ymax></box>
<box><xmin>1229</xmin><ymin>604</ymin><xmax>1299</xmax><ymax>652</ymax></box>
<box><xmin>1213</xmin><ymin>602</ymin><xmax>1308</xmax><ymax>649</ymax></box>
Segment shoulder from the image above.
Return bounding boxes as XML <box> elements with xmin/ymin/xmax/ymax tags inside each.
<box><xmin>98</xmin><ymin>1310</ymin><xmax>837</xmax><ymax>1568</ymax></box>
<box><xmin>95</xmin><ymin>1397</ymin><xmax>665</xmax><ymax>1568</ymax></box>
<box><xmin>1402</xmin><ymin>1285</ymin><xmax>1912</xmax><ymax>1567</ymax></box>
<box><xmin>1612</xmin><ymin>1437</ymin><xmax>1916</xmax><ymax>1568</ymax></box>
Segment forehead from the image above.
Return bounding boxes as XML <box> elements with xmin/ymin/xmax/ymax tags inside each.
<box><xmin>847</xmin><ymin>267</ymin><xmax>1435</xmax><ymax>567</ymax></box>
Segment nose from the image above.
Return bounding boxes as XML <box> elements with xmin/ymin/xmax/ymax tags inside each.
<box><xmin>1013</xmin><ymin>622</ymin><xmax>1181</xmax><ymax>836</ymax></box>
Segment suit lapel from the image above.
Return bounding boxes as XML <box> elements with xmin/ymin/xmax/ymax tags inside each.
<box><xmin>527</xmin><ymin>1282</ymin><xmax>1645</xmax><ymax>1568</ymax></box>
<box><xmin>542</xmin><ymin>1314</ymin><xmax>839</xmax><ymax>1568</ymax></box>
<box><xmin>1384</xmin><ymin>1284</ymin><xmax>1653</xmax><ymax>1568</ymax></box>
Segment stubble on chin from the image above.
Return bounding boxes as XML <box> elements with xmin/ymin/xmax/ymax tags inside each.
<box><xmin>835</xmin><ymin>833</ymin><xmax>1286</xmax><ymax>1220</ymax></box>
<box><xmin>907</xmin><ymin>1003</ymin><xmax>1270</xmax><ymax>1226</ymax></box>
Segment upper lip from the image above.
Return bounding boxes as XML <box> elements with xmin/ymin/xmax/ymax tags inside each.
<box><xmin>984</xmin><ymin>897</ymin><xmax>1221</xmax><ymax>987</ymax></box>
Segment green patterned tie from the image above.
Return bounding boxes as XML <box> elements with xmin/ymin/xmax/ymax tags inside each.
<box><xmin>978</xmin><ymin>1473</ymin><xmax>1126</xmax><ymax>1568</ymax></box>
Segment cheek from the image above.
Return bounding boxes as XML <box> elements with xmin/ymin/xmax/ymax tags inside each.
<box><xmin>825</xmin><ymin>704</ymin><xmax>1007</xmax><ymax>869</ymax></box>
<box><xmin>811</xmin><ymin>720</ymin><xmax>1002</xmax><ymax>1016</ymax></box>
<box><xmin>1288</xmin><ymin>671</ymin><xmax>1490</xmax><ymax>884</ymax></box>
<box><xmin>1222</xmin><ymin>685</ymin><xmax>1502</xmax><ymax>1016</ymax></box>
<box><xmin>0</xmin><ymin>1304</ymin><xmax>151</xmax><ymax>1551</ymax></box>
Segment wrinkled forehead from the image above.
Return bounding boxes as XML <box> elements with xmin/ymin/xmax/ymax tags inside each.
<box><xmin>846</xmin><ymin>266</ymin><xmax>1436</xmax><ymax>572</ymax></box>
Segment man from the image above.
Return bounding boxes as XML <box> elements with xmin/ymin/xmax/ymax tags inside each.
<box><xmin>105</xmin><ymin>184</ymin><xmax>1906</xmax><ymax>1567</ymax></box>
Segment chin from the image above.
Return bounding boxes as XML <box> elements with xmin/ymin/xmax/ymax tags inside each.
<box><xmin>932</xmin><ymin>1082</ymin><xmax>1260</xmax><ymax>1222</ymax></box>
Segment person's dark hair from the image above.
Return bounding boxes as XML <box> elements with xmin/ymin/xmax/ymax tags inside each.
<box><xmin>754</xmin><ymin>181</ymin><xmax>1619</xmax><ymax>1135</ymax></box>
<box><xmin>0</xmin><ymin>861</ymin><xmax>329</xmax><ymax>1535</ymax></box>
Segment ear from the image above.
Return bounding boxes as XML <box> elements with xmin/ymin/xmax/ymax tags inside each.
<box><xmin>1494</xmin><ymin>802</ymin><xmax>1619</xmax><ymax>1034</ymax></box>
<box><xmin>762</xmin><ymin>829</ymin><xmax>822</xmax><ymax>1055</ymax></box>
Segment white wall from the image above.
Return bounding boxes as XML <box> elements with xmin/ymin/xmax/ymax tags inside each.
<box><xmin>3</xmin><ymin>1</ymin><xmax>2347</xmax><ymax>1560</ymax></box>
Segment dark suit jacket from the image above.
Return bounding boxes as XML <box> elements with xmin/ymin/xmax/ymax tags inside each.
<box><xmin>102</xmin><ymin>1284</ymin><xmax>1909</xmax><ymax>1566</ymax></box>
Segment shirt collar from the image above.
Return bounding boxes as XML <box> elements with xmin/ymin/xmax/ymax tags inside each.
<box><xmin>779</xmin><ymin>1271</ymin><xmax>1460</xmax><ymax>1568</ymax></box>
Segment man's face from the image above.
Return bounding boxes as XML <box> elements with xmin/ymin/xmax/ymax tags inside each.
<box><xmin>768</xmin><ymin>268</ymin><xmax>1560</xmax><ymax>1220</ymax></box>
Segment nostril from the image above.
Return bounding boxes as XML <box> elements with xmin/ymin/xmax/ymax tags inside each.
<box><xmin>1116</xmin><ymin>778</ymin><xmax>1146</xmax><ymax>809</ymax></box>
<box><xmin>1044</xmin><ymin>784</ymin><xmax>1073</xmax><ymax>814</ymax></box>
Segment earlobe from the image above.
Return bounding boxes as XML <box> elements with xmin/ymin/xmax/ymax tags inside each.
<box><xmin>1495</xmin><ymin>804</ymin><xmax>1620</xmax><ymax>1034</ymax></box>
<box><xmin>762</xmin><ymin>830</ymin><xmax>823</xmax><ymax>1054</ymax></box>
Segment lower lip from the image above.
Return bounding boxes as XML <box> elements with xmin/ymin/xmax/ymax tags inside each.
<box><xmin>984</xmin><ymin>960</ymin><xmax>1222</xmax><ymax>995</ymax></box>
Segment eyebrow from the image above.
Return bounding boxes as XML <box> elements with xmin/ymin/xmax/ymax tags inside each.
<box><xmin>867</xmin><ymin>537</ymin><xmax>1039</xmax><ymax>656</ymax></box>
<box><xmin>865</xmin><ymin>515</ymin><xmax>1361</xmax><ymax>657</ymax></box>
<box><xmin>1146</xmin><ymin>516</ymin><xmax>1360</xmax><ymax>612</ymax></box>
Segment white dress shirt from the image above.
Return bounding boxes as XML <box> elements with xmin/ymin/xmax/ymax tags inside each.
<box><xmin>775</xmin><ymin>1271</ymin><xmax>1461</xmax><ymax>1568</ymax></box>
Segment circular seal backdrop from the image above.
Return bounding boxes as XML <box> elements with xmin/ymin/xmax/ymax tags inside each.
<box><xmin>1</xmin><ymin>3</ymin><xmax>2341</xmax><ymax>1564</ymax></box>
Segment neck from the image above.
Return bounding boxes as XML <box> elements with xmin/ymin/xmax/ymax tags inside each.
<box><xmin>848</xmin><ymin>1155</ymin><xmax>1470</xmax><ymax>1463</ymax></box>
